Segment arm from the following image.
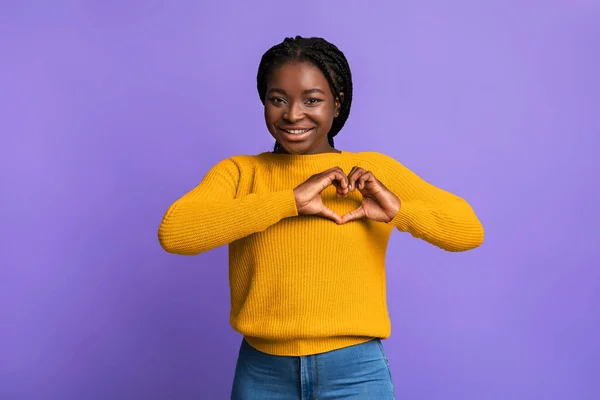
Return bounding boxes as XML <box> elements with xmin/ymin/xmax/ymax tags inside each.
<box><xmin>157</xmin><ymin>158</ymin><xmax>298</xmax><ymax>255</ymax></box>
<box><xmin>376</xmin><ymin>154</ymin><xmax>484</xmax><ymax>252</ymax></box>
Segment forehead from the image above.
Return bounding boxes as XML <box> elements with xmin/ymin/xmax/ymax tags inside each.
<box><xmin>267</xmin><ymin>61</ymin><xmax>332</xmax><ymax>94</ymax></box>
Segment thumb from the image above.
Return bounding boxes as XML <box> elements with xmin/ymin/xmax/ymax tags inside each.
<box><xmin>317</xmin><ymin>205</ymin><xmax>343</xmax><ymax>224</ymax></box>
<box><xmin>340</xmin><ymin>207</ymin><xmax>366</xmax><ymax>224</ymax></box>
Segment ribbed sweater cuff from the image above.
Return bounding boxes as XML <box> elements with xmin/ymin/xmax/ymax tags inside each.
<box><xmin>389</xmin><ymin>201</ymin><xmax>415</xmax><ymax>231</ymax></box>
<box><xmin>269</xmin><ymin>189</ymin><xmax>299</xmax><ymax>219</ymax></box>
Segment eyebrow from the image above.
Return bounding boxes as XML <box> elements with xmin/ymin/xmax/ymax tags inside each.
<box><xmin>267</xmin><ymin>88</ymin><xmax>326</xmax><ymax>95</ymax></box>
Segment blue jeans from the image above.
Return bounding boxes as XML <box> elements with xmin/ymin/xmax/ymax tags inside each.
<box><xmin>231</xmin><ymin>338</ymin><xmax>395</xmax><ymax>399</ymax></box>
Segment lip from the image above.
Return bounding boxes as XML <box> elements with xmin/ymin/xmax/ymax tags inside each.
<box><xmin>278</xmin><ymin>127</ymin><xmax>315</xmax><ymax>141</ymax></box>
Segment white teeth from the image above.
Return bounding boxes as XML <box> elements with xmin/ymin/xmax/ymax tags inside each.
<box><xmin>283</xmin><ymin>128</ymin><xmax>311</xmax><ymax>135</ymax></box>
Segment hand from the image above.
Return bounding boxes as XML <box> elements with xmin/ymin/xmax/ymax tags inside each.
<box><xmin>293</xmin><ymin>166</ymin><xmax>349</xmax><ymax>224</ymax></box>
<box><xmin>340</xmin><ymin>166</ymin><xmax>401</xmax><ymax>224</ymax></box>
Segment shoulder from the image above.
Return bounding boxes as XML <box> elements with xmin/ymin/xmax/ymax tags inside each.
<box><xmin>207</xmin><ymin>152</ymin><xmax>271</xmax><ymax>173</ymax></box>
<box><xmin>347</xmin><ymin>151</ymin><xmax>422</xmax><ymax>186</ymax></box>
<box><xmin>227</xmin><ymin>152</ymin><xmax>273</xmax><ymax>168</ymax></box>
<box><xmin>346</xmin><ymin>151</ymin><xmax>404</xmax><ymax>171</ymax></box>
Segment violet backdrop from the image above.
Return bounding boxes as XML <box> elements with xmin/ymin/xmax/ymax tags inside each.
<box><xmin>1</xmin><ymin>0</ymin><xmax>599</xmax><ymax>399</ymax></box>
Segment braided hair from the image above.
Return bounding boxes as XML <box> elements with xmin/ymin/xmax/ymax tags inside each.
<box><xmin>256</xmin><ymin>36</ymin><xmax>353</xmax><ymax>152</ymax></box>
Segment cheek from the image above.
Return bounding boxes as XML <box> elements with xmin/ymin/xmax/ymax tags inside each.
<box><xmin>264</xmin><ymin>107</ymin><xmax>273</xmax><ymax>124</ymax></box>
<box><xmin>264</xmin><ymin>106</ymin><xmax>278</xmax><ymax>124</ymax></box>
<box><xmin>311</xmin><ymin>107</ymin><xmax>335</xmax><ymax>127</ymax></box>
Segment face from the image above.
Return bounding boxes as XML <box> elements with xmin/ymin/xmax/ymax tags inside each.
<box><xmin>264</xmin><ymin>61</ymin><xmax>343</xmax><ymax>154</ymax></box>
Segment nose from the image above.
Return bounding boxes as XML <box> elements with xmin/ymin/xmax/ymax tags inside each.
<box><xmin>283</xmin><ymin>102</ymin><xmax>304</xmax><ymax>123</ymax></box>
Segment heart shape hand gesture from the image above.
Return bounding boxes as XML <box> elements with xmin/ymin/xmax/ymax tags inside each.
<box><xmin>293</xmin><ymin>166</ymin><xmax>401</xmax><ymax>224</ymax></box>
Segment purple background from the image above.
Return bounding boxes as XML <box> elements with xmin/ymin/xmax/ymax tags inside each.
<box><xmin>2</xmin><ymin>1</ymin><xmax>599</xmax><ymax>399</ymax></box>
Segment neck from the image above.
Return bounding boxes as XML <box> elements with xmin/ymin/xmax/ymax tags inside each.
<box><xmin>273</xmin><ymin>143</ymin><xmax>341</xmax><ymax>155</ymax></box>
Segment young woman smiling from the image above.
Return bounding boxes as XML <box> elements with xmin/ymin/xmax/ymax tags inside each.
<box><xmin>158</xmin><ymin>36</ymin><xmax>484</xmax><ymax>399</ymax></box>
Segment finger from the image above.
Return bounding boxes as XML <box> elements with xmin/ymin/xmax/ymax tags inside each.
<box><xmin>322</xmin><ymin>166</ymin><xmax>345</xmax><ymax>173</ymax></box>
<box><xmin>347</xmin><ymin>167</ymin><xmax>365</xmax><ymax>191</ymax></box>
<box><xmin>348</xmin><ymin>166</ymin><xmax>364</xmax><ymax>190</ymax></box>
<box><xmin>317</xmin><ymin>205</ymin><xmax>342</xmax><ymax>224</ymax></box>
<box><xmin>340</xmin><ymin>206</ymin><xmax>366</xmax><ymax>224</ymax></box>
<box><xmin>326</xmin><ymin>169</ymin><xmax>349</xmax><ymax>195</ymax></box>
<box><xmin>356</xmin><ymin>172</ymin><xmax>375</xmax><ymax>191</ymax></box>
<box><xmin>335</xmin><ymin>182</ymin><xmax>348</xmax><ymax>196</ymax></box>
<box><xmin>322</xmin><ymin>166</ymin><xmax>346</xmax><ymax>180</ymax></box>
<box><xmin>335</xmin><ymin>177</ymin><xmax>349</xmax><ymax>196</ymax></box>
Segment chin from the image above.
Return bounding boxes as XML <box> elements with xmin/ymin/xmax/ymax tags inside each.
<box><xmin>273</xmin><ymin>136</ymin><xmax>313</xmax><ymax>153</ymax></box>
<box><xmin>279</xmin><ymin>143</ymin><xmax>313</xmax><ymax>155</ymax></box>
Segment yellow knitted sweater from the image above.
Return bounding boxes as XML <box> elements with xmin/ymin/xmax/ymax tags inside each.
<box><xmin>158</xmin><ymin>151</ymin><xmax>484</xmax><ymax>356</ymax></box>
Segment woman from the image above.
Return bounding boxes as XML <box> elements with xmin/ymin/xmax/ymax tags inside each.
<box><xmin>158</xmin><ymin>36</ymin><xmax>484</xmax><ymax>399</ymax></box>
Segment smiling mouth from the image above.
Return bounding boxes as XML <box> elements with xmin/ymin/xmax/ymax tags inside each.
<box><xmin>279</xmin><ymin>127</ymin><xmax>314</xmax><ymax>135</ymax></box>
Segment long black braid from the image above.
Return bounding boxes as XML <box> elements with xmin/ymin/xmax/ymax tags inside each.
<box><xmin>256</xmin><ymin>36</ymin><xmax>353</xmax><ymax>152</ymax></box>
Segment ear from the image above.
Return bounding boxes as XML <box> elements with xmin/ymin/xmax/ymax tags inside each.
<box><xmin>334</xmin><ymin>92</ymin><xmax>344</xmax><ymax>117</ymax></box>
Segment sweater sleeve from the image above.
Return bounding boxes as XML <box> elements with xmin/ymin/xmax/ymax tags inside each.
<box><xmin>158</xmin><ymin>157</ymin><xmax>298</xmax><ymax>255</ymax></box>
<box><xmin>374</xmin><ymin>153</ymin><xmax>484</xmax><ymax>252</ymax></box>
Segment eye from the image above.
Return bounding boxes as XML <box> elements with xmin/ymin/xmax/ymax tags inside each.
<box><xmin>269</xmin><ymin>97</ymin><xmax>286</xmax><ymax>105</ymax></box>
<box><xmin>305</xmin><ymin>98</ymin><xmax>322</xmax><ymax>105</ymax></box>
